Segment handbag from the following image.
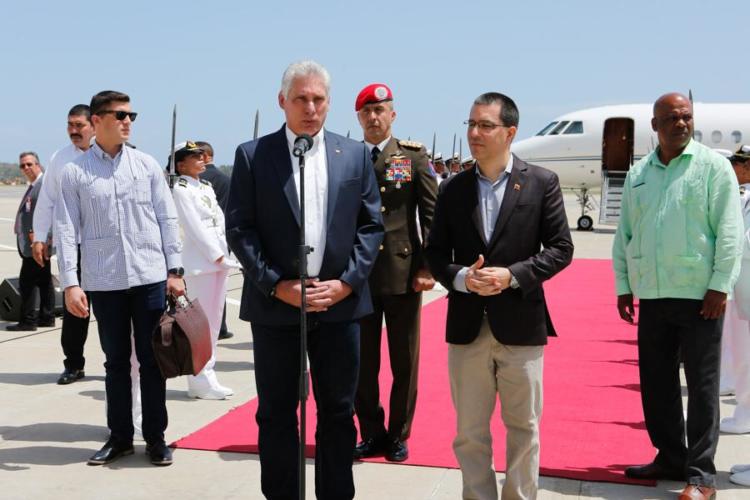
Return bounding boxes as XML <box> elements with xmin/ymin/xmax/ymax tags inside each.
<box><xmin>151</xmin><ymin>293</ymin><xmax>212</xmax><ymax>378</ymax></box>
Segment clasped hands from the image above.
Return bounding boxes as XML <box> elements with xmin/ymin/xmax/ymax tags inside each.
<box><xmin>465</xmin><ymin>254</ymin><xmax>512</xmax><ymax>296</ymax></box>
<box><xmin>274</xmin><ymin>278</ymin><xmax>352</xmax><ymax>312</ymax></box>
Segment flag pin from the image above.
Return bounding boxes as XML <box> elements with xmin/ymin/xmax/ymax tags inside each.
<box><xmin>335</xmin><ymin>149</ymin><xmax>341</xmax><ymax>154</ymax></box>
<box><xmin>514</xmin><ymin>183</ymin><xmax>521</xmax><ymax>191</ymax></box>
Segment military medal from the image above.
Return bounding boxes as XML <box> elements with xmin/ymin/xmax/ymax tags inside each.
<box><xmin>386</xmin><ymin>157</ymin><xmax>412</xmax><ymax>189</ymax></box>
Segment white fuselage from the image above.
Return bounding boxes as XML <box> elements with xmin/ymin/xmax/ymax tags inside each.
<box><xmin>511</xmin><ymin>103</ymin><xmax>750</xmax><ymax>189</ymax></box>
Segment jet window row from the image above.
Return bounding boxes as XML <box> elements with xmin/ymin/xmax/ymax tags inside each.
<box><xmin>694</xmin><ymin>130</ymin><xmax>742</xmax><ymax>144</ymax></box>
<box><xmin>536</xmin><ymin>121</ymin><xmax>584</xmax><ymax>136</ymax></box>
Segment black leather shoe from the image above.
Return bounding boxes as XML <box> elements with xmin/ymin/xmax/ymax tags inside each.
<box><xmin>87</xmin><ymin>440</ymin><xmax>134</xmax><ymax>465</ymax></box>
<box><xmin>353</xmin><ymin>436</ymin><xmax>387</xmax><ymax>459</ymax></box>
<box><xmin>6</xmin><ymin>323</ymin><xmax>37</xmax><ymax>331</ymax></box>
<box><xmin>625</xmin><ymin>461</ymin><xmax>684</xmax><ymax>481</ymax></box>
<box><xmin>146</xmin><ymin>441</ymin><xmax>173</xmax><ymax>466</ymax></box>
<box><xmin>385</xmin><ymin>439</ymin><xmax>409</xmax><ymax>462</ymax></box>
<box><xmin>57</xmin><ymin>369</ymin><xmax>85</xmax><ymax>385</ymax></box>
<box><xmin>38</xmin><ymin>319</ymin><xmax>55</xmax><ymax>327</ymax></box>
<box><xmin>218</xmin><ymin>330</ymin><xmax>234</xmax><ymax>340</ymax></box>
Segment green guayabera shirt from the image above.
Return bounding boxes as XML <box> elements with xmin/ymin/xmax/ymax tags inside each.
<box><xmin>613</xmin><ymin>139</ymin><xmax>743</xmax><ymax>300</ymax></box>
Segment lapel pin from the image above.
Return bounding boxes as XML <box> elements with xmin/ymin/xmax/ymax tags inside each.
<box><xmin>335</xmin><ymin>149</ymin><xmax>341</xmax><ymax>154</ymax></box>
<box><xmin>514</xmin><ymin>183</ymin><xmax>521</xmax><ymax>191</ymax></box>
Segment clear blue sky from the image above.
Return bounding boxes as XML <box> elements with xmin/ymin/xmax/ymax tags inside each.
<box><xmin>2</xmin><ymin>0</ymin><xmax>747</xmax><ymax>166</ymax></box>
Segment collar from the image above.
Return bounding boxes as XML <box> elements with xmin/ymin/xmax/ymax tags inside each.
<box><xmin>91</xmin><ymin>141</ymin><xmax>124</xmax><ymax>161</ymax></box>
<box><xmin>30</xmin><ymin>172</ymin><xmax>44</xmax><ymax>187</ymax></box>
<box><xmin>180</xmin><ymin>174</ymin><xmax>202</xmax><ymax>186</ymax></box>
<box><xmin>653</xmin><ymin>139</ymin><xmax>698</xmax><ymax>166</ymax></box>
<box><xmin>285</xmin><ymin>125</ymin><xmax>325</xmax><ymax>152</ymax></box>
<box><xmin>475</xmin><ymin>154</ymin><xmax>514</xmax><ymax>184</ymax></box>
<box><xmin>364</xmin><ymin>136</ymin><xmax>392</xmax><ymax>152</ymax></box>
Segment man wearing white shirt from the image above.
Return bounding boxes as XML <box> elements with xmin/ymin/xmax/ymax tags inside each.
<box><xmin>33</xmin><ymin>105</ymin><xmax>95</xmax><ymax>385</ymax></box>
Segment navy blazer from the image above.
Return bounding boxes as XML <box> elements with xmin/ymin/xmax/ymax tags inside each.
<box><xmin>226</xmin><ymin>126</ymin><xmax>384</xmax><ymax>326</ymax></box>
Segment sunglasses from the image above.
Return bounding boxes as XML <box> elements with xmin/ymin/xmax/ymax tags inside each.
<box><xmin>19</xmin><ymin>162</ymin><xmax>36</xmax><ymax>169</ymax></box>
<box><xmin>98</xmin><ymin>110</ymin><xmax>138</xmax><ymax>122</ymax></box>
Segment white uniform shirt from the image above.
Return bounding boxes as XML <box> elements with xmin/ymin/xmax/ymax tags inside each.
<box><xmin>734</xmin><ymin>183</ymin><xmax>750</xmax><ymax>319</ymax></box>
<box><xmin>33</xmin><ymin>143</ymin><xmax>87</xmax><ymax>243</ymax></box>
<box><xmin>171</xmin><ymin>175</ymin><xmax>238</xmax><ymax>276</ymax></box>
<box><xmin>285</xmin><ymin>126</ymin><xmax>328</xmax><ymax>277</ymax></box>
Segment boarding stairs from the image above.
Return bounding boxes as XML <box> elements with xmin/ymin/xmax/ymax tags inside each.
<box><xmin>598</xmin><ymin>172</ymin><xmax>627</xmax><ymax>226</ymax></box>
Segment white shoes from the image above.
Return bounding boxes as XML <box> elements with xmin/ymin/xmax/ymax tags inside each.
<box><xmin>731</xmin><ymin>463</ymin><xmax>750</xmax><ymax>474</ymax></box>
<box><xmin>730</xmin><ymin>468</ymin><xmax>750</xmax><ymax>486</ymax></box>
<box><xmin>187</xmin><ymin>387</ymin><xmax>228</xmax><ymax>400</ymax></box>
<box><xmin>720</xmin><ymin>416</ymin><xmax>750</xmax><ymax>434</ymax></box>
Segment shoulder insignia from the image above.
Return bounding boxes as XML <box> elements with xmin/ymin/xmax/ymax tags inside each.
<box><xmin>177</xmin><ymin>178</ymin><xmax>188</xmax><ymax>187</ymax></box>
<box><xmin>398</xmin><ymin>139</ymin><xmax>423</xmax><ymax>150</ymax></box>
<box><xmin>200</xmin><ymin>179</ymin><xmax>212</xmax><ymax>187</ymax></box>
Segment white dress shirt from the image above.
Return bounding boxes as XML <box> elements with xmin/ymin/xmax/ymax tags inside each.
<box><xmin>33</xmin><ymin>143</ymin><xmax>88</xmax><ymax>244</ymax></box>
<box><xmin>285</xmin><ymin>126</ymin><xmax>328</xmax><ymax>277</ymax></box>
<box><xmin>364</xmin><ymin>136</ymin><xmax>391</xmax><ymax>156</ymax></box>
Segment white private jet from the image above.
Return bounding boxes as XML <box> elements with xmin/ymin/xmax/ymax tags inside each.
<box><xmin>511</xmin><ymin>103</ymin><xmax>750</xmax><ymax>230</ymax></box>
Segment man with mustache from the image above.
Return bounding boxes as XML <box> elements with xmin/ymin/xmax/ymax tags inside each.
<box><xmin>32</xmin><ymin>105</ymin><xmax>95</xmax><ymax>385</ymax></box>
<box><xmin>613</xmin><ymin>93</ymin><xmax>744</xmax><ymax>500</ymax></box>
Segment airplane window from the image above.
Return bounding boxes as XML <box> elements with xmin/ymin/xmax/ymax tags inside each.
<box><xmin>712</xmin><ymin>130</ymin><xmax>722</xmax><ymax>143</ymax></box>
<box><xmin>732</xmin><ymin>131</ymin><xmax>742</xmax><ymax>143</ymax></box>
<box><xmin>694</xmin><ymin>130</ymin><xmax>703</xmax><ymax>142</ymax></box>
<box><xmin>548</xmin><ymin>121</ymin><xmax>570</xmax><ymax>135</ymax></box>
<box><xmin>536</xmin><ymin>122</ymin><xmax>558</xmax><ymax>136</ymax></box>
<box><xmin>563</xmin><ymin>121</ymin><xmax>583</xmax><ymax>134</ymax></box>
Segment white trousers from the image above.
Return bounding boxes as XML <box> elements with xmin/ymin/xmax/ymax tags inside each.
<box><xmin>449</xmin><ymin>317</ymin><xmax>544</xmax><ymax>500</ymax></box>
<box><xmin>723</xmin><ymin>300</ymin><xmax>750</xmax><ymax>421</ymax></box>
<box><xmin>185</xmin><ymin>270</ymin><xmax>228</xmax><ymax>392</ymax></box>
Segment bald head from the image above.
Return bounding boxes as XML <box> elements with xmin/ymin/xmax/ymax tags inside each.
<box><xmin>651</xmin><ymin>92</ymin><xmax>694</xmax><ymax>161</ymax></box>
<box><xmin>653</xmin><ymin>92</ymin><xmax>692</xmax><ymax>116</ymax></box>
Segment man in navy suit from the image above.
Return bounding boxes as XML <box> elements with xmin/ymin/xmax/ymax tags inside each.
<box><xmin>225</xmin><ymin>60</ymin><xmax>384</xmax><ymax>500</ymax></box>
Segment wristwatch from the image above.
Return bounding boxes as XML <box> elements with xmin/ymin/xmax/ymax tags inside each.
<box><xmin>509</xmin><ymin>273</ymin><xmax>520</xmax><ymax>289</ymax></box>
<box><xmin>168</xmin><ymin>267</ymin><xmax>185</xmax><ymax>278</ymax></box>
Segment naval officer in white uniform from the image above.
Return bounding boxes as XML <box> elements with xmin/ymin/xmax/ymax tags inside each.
<box><xmin>169</xmin><ymin>141</ymin><xmax>239</xmax><ymax>400</ymax></box>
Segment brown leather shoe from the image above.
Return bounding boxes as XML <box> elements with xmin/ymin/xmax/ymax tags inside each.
<box><xmin>678</xmin><ymin>484</ymin><xmax>716</xmax><ymax>500</ymax></box>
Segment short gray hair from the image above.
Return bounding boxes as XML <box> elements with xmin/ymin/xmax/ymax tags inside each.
<box><xmin>19</xmin><ymin>151</ymin><xmax>40</xmax><ymax>163</ymax></box>
<box><xmin>280</xmin><ymin>60</ymin><xmax>331</xmax><ymax>99</ymax></box>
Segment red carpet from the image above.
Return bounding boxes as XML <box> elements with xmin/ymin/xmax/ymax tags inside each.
<box><xmin>173</xmin><ymin>259</ymin><xmax>655</xmax><ymax>486</ymax></box>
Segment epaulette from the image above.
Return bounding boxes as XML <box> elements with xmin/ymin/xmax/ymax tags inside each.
<box><xmin>398</xmin><ymin>139</ymin><xmax>423</xmax><ymax>150</ymax></box>
<box><xmin>200</xmin><ymin>179</ymin><xmax>212</xmax><ymax>187</ymax></box>
<box><xmin>177</xmin><ymin>178</ymin><xmax>188</xmax><ymax>187</ymax></box>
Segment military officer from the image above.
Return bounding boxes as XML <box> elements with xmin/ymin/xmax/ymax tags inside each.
<box><xmin>169</xmin><ymin>141</ymin><xmax>240</xmax><ymax>400</ymax></box>
<box><xmin>353</xmin><ymin>83</ymin><xmax>438</xmax><ymax>462</ymax></box>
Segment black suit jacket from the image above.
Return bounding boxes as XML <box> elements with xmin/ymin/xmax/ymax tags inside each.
<box><xmin>424</xmin><ymin>155</ymin><xmax>573</xmax><ymax>346</ymax></box>
<box><xmin>199</xmin><ymin>164</ymin><xmax>230</xmax><ymax>210</ymax></box>
<box><xmin>225</xmin><ymin>126</ymin><xmax>384</xmax><ymax>326</ymax></box>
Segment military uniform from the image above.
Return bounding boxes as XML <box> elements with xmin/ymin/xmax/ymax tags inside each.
<box><xmin>172</xmin><ymin>174</ymin><xmax>239</xmax><ymax>398</ymax></box>
<box><xmin>356</xmin><ymin>136</ymin><xmax>438</xmax><ymax>446</ymax></box>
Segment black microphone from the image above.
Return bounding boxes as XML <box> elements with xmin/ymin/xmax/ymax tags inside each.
<box><xmin>293</xmin><ymin>134</ymin><xmax>313</xmax><ymax>158</ymax></box>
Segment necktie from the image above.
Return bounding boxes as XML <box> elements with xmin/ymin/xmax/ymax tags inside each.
<box><xmin>371</xmin><ymin>146</ymin><xmax>380</xmax><ymax>164</ymax></box>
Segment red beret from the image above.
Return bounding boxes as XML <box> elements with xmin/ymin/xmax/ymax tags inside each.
<box><xmin>355</xmin><ymin>83</ymin><xmax>393</xmax><ymax>111</ymax></box>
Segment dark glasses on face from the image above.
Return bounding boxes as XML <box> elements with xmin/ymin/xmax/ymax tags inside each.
<box><xmin>19</xmin><ymin>162</ymin><xmax>36</xmax><ymax>169</ymax></box>
<box><xmin>98</xmin><ymin>110</ymin><xmax>138</xmax><ymax>122</ymax></box>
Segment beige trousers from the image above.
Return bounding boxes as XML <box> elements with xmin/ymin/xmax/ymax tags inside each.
<box><xmin>449</xmin><ymin>317</ymin><xmax>544</xmax><ymax>500</ymax></box>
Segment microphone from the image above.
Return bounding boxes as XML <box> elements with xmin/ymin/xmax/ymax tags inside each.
<box><xmin>293</xmin><ymin>134</ymin><xmax>313</xmax><ymax>158</ymax></box>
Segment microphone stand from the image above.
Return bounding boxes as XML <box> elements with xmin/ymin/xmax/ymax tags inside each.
<box><xmin>297</xmin><ymin>150</ymin><xmax>311</xmax><ymax>500</ymax></box>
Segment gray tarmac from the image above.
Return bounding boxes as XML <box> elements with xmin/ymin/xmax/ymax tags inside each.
<box><xmin>0</xmin><ymin>186</ymin><xmax>748</xmax><ymax>499</ymax></box>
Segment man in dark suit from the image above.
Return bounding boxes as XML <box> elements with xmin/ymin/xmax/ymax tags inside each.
<box><xmin>8</xmin><ymin>152</ymin><xmax>55</xmax><ymax>331</ymax></box>
<box><xmin>225</xmin><ymin>60</ymin><xmax>384</xmax><ymax>500</ymax></box>
<box><xmin>197</xmin><ymin>140</ymin><xmax>234</xmax><ymax>340</ymax></box>
<box><xmin>425</xmin><ymin>92</ymin><xmax>573</xmax><ymax>500</ymax></box>
<box><xmin>352</xmin><ymin>83</ymin><xmax>438</xmax><ymax>463</ymax></box>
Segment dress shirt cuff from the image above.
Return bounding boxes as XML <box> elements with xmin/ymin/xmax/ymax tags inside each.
<box><xmin>60</xmin><ymin>270</ymin><xmax>80</xmax><ymax>290</ymax></box>
<box><xmin>708</xmin><ymin>272</ymin><xmax>734</xmax><ymax>295</ymax></box>
<box><xmin>615</xmin><ymin>275</ymin><xmax>632</xmax><ymax>296</ymax></box>
<box><xmin>453</xmin><ymin>267</ymin><xmax>470</xmax><ymax>293</ymax></box>
<box><xmin>165</xmin><ymin>253</ymin><xmax>183</xmax><ymax>271</ymax></box>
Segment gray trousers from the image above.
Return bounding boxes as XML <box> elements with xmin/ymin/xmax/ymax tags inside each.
<box><xmin>449</xmin><ymin>317</ymin><xmax>544</xmax><ymax>500</ymax></box>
